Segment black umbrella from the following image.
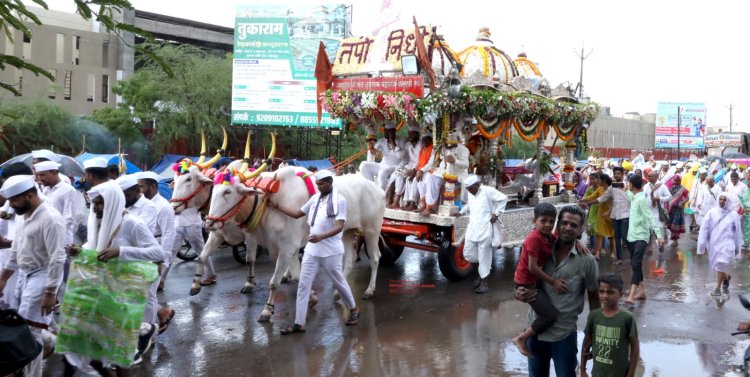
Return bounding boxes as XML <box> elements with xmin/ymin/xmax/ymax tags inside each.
<box><xmin>0</xmin><ymin>153</ymin><xmax>85</xmax><ymax>176</ymax></box>
<box><xmin>704</xmin><ymin>155</ymin><xmax>728</xmax><ymax>165</ymax></box>
<box><xmin>723</xmin><ymin>152</ymin><xmax>750</xmax><ymax>159</ymax></box>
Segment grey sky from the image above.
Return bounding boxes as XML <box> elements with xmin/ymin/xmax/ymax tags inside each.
<box><xmin>39</xmin><ymin>0</ymin><xmax>748</xmax><ymax>131</ymax></box>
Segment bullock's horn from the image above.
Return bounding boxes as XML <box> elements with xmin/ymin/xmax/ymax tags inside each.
<box><xmin>239</xmin><ymin>131</ymin><xmax>252</xmax><ymax>175</ymax></box>
<box><xmin>242</xmin><ymin>132</ymin><xmax>276</xmax><ymax>180</ymax></box>
<box><xmin>197</xmin><ymin>126</ymin><xmax>228</xmax><ymax>169</ymax></box>
<box><xmin>196</xmin><ymin>129</ymin><xmax>207</xmax><ymax>165</ymax></box>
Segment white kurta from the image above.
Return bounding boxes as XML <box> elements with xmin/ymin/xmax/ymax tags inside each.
<box><xmin>128</xmin><ymin>195</ymin><xmax>158</xmax><ymax>235</ymax></box>
<box><xmin>149</xmin><ymin>193</ymin><xmax>176</xmax><ymax>260</ymax></box>
<box><xmin>6</xmin><ymin>203</ymin><xmax>66</xmax><ymax>325</ymax></box>
<box><xmin>392</xmin><ymin>140</ymin><xmax>421</xmax><ymax>196</ymax></box>
<box><xmin>697</xmin><ymin>205</ymin><xmax>742</xmax><ymax>273</ymax></box>
<box><xmin>460</xmin><ymin>186</ymin><xmax>508</xmax><ymax>279</ymax></box>
<box><xmin>696</xmin><ymin>184</ymin><xmax>722</xmax><ymax>225</ymax></box>
<box><xmin>359</xmin><ymin>137</ymin><xmax>406</xmax><ymax>190</ymax></box>
<box><xmin>44</xmin><ymin>181</ymin><xmax>82</xmax><ymax>245</ymax></box>
<box><xmin>420</xmin><ymin>144</ymin><xmax>470</xmax><ymax>206</ymax></box>
<box><xmin>725</xmin><ymin>181</ymin><xmax>748</xmax><ymax>212</ymax></box>
<box><xmin>643</xmin><ymin>181</ymin><xmax>671</xmax><ymax>223</ymax></box>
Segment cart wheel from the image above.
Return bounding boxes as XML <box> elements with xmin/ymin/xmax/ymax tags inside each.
<box><xmin>438</xmin><ymin>239</ymin><xmax>475</xmax><ymax>281</ymax></box>
<box><xmin>176</xmin><ymin>241</ymin><xmax>199</xmax><ymax>261</ymax></box>
<box><xmin>378</xmin><ymin>234</ymin><xmax>405</xmax><ymax>266</ymax></box>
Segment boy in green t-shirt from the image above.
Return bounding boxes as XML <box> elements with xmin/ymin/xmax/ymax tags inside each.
<box><xmin>581</xmin><ymin>273</ymin><xmax>639</xmax><ymax>377</ymax></box>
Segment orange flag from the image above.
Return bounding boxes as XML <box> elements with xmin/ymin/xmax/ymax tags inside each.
<box><xmin>413</xmin><ymin>16</ymin><xmax>436</xmax><ymax>91</ymax></box>
<box><xmin>314</xmin><ymin>41</ymin><xmax>334</xmax><ymax>124</ymax></box>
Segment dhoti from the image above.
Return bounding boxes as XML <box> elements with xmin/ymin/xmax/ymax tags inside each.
<box><xmin>418</xmin><ymin>173</ymin><xmax>444</xmax><ymax>206</ymax></box>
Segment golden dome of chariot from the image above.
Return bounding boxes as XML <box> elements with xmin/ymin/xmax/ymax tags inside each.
<box><xmin>513</xmin><ymin>52</ymin><xmax>542</xmax><ymax>78</ymax></box>
<box><xmin>431</xmin><ymin>35</ymin><xmax>460</xmax><ymax>84</ymax></box>
<box><xmin>457</xmin><ymin>27</ymin><xmax>518</xmax><ymax>85</ymax></box>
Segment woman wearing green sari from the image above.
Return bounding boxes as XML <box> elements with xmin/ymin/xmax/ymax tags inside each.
<box><xmin>580</xmin><ymin>173</ymin><xmax>602</xmax><ymax>257</ymax></box>
<box><xmin>738</xmin><ymin>187</ymin><xmax>750</xmax><ymax>248</ymax></box>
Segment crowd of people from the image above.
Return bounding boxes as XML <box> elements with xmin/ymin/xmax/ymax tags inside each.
<box><xmin>0</xmin><ymin>151</ymin><xmax>209</xmax><ymax>377</ymax></box>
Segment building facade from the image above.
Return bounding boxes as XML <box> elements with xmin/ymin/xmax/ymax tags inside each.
<box><xmin>0</xmin><ymin>8</ymin><xmax>120</xmax><ymax>115</ymax></box>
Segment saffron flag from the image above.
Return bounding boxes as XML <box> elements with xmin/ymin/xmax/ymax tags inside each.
<box><xmin>413</xmin><ymin>16</ymin><xmax>436</xmax><ymax>91</ymax></box>
<box><xmin>314</xmin><ymin>41</ymin><xmax>334</xmax><ymax>124</ymax></box>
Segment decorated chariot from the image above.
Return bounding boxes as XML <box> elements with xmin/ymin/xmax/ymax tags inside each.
<box><xmin>319</xmin><ymin>23</ymin><xmax>599</xmax><ymax>280</ymax></box>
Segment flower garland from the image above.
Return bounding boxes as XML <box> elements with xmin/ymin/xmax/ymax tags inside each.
<box><xmin>320</xmin><ymin>90</ymin><xmax>418</xmax><ymax>123</ymax></box>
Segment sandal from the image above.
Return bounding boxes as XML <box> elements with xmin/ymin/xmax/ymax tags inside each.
<box><xmin>200</xmin><ymin>276</ymin><xmax>217</xmax><ymax>286</ymax></box>
<box><xmin>346</xmin><ymin>309</ymin><xmax>360</xmax><ymax>326</ymax></box>
<box><xmin>158</xmin><ymin>308</ymin><xmax>176</xmax><ymax>334</ymax></box>
<box><xmin>280</xmin><ymin>324</ymin><xmax>306</xmax><ymax>335</ymax></box>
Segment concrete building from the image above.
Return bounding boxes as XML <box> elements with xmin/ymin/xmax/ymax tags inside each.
<box><xmin>0</xmin><ymin>7</ymin><xmax>233</xmax><ymax>116</ymax></box>
<box><xmin>0</xmin><ymin>8</ymin><xmax>120</xmax><ymax>115</ymax></box>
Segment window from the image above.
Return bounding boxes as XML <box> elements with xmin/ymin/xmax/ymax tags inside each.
<box><xmin>4</xmin><ymin>34</ymin><xmax>13</xmax><ymax>55</ymax></box>
<box><xmin>56</xmin><ymin>34</ymin><xmax>64</xmax><ymax>64</ymax></box>
<box><xmin>64</xmin><ymin>70</ymin><xmax>72</xmax><ymax>100</ymax></box>
<box><xmin>48</xmin><ymin>69</ymin><xmax>57</xmax><ymax>99</ymax></box>
<box><xmin>22</xmin><ymin>33</ymin><xmax>30</xmax><ymax>59</ymax></box>
<box><xmin>72</xmin><ymin>35</ymin><xmax>80</xmax><ymax>65</ymax></box>
<box><xmin>101</xmin><ymin>74</ymin><xmax>109</xmax><ymax>103</ymax></box>
<box><xmin>102</xmin><ymin>40</ymin><xmax>109</xmax><ymax>68</ymax></box>
<box><xmin>86</xmin><ymin>74</ymin><xmax>95</xmax><ymax>102</ymax></box>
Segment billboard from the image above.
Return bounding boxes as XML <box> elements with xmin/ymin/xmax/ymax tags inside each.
<box><xmin>655</xmin><ymin>102</ymin><xmax>706</xmax><ymax>149</ymax></box>
<box><xmin>231</xmin><ymin>4</ymin><xmax>346</xmax><ymax>127</ymax></box>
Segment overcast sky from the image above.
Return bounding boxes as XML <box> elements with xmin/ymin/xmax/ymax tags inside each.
<box><xmin>39</xmin><ymin>0</ymin><xmax>749</xmax><ymax>131</ymax></box>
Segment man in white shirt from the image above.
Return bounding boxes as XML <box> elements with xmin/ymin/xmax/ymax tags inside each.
<box><xmin>696</xmin><ymin>174</ymin><xmax>722</xmax><ymax>226</ymax></box>
<box><xmin>34</xmin><ymin>161</ymin><xmax>82</xmax><ymax>246</ymax></box>
<box><xmin>117</xmin><ymin>174</ymin><xmax>157</xmax><ymax>234</ymax></box>
<box><xmin>688</xmin><ymin>168</ymin><xmax>707</xmax><ymax>232</ymax></box>
<box><xmin>460</xmin><ymin>175</ymin><xmax>508</xmax><ymax>294</ymax></box>
<box><xmin>31</xmin><ymin>149</ymin><xmax>71</xmax><ymax>190</ymax></box>
<box><xmin>64</xmin><ymin>180</ymin><xmax>166</xmax><ymax>373</ymax></box>
<box><xmin>725</xmin><ymin>171</ymin><xmax>747</xmax><ymax>212</ymax></box>
<box><xmin>271</xmin><ymin>170</ymin><xmax>360</xmax><ymax>334</ymax></box>
<box><xmin>0</xmin><ymin>175</ymin><xmax>65</xmax><ymax>377</ymax></box>
<box><xmin>359</xmin><ymin>122</ymin><xmax>406</xmax><ymax>191</ymax></box>
<box><xmin>83</xmin><ymin>157</ymin><xmax>111</xmax><ymax>188</ymax></box>
<box><xmin>419</xmin><ymin>133</ymin><xmax>470</xmax><ymax>215</ymax></box>
<box><xmin>390</xmin><ymin>122</ymin><xmax>421</xmax><ymax>210</ymax></box>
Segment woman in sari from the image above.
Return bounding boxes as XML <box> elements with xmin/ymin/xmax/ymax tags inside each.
<box><xmin>738</xmin><ymin>187</ymin><xmax>750</xmax><ymax>248</ymax></box>
<box><xmin>582</xmin><ymin>173</ymin><xmax>615</xmax><ymax>259</ymax></box>
<box><xmin>574</xmin><ymin>171</ymin><xmax>587</xmax><ymax>200</ymax></box>
<box><xmin>666</xmin><ymin>175</ymin><xmax>690</xmax><ymax>246</ymax></box>
<box><xmin>580</xmin><ymin>173</ymin><xmax>600</xmax><ymax>250</ymax></box>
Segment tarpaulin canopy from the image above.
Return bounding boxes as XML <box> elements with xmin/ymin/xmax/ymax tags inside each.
<box><xmin>285</xmin><ymin>159</ymin><xmax>334</xmax><ymax>171</ymax></box>
<box><xmin>150</xmin><ymin>154</ymin><xmax>200</xmax><ymax>180</ymax></box>
<box><xmin>75</xmin><ymin>153</ymin><xmax>142</xmax><ymax>174</ymax></box>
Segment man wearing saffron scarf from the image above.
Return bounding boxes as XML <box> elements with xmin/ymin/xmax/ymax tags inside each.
<box><xmin>414</xmin><ymin>129</ymin><xmax>434</xmax><ymax>213</ymax></box>
<box><xmin>417</xmin><ymin>132</ymin><xmax>469</xmax><ymax>215</ymax></box>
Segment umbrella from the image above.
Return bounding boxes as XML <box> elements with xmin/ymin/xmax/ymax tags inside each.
<box><xmin>729</xmin><ymin>158</ymin><xmax>750</xmax><ymax>166</ymax></box>
<box><xmin>723</xmin><ymin>152</ymin><xmax>750</xmax><ymax>159</ymax></box>
<box><xmin>704</xmin><ymin>155</ymin><xmax>727</xmax><ymax>165</ymax></box>
<box><xmin>0</xmin><ymin>153</ymin><xmax>85</xmax><ymax>176</ymax></box>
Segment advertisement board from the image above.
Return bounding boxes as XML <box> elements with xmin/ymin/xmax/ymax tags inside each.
<box><xmin>704</xmin><ymin>132</ymin><xmax>744</xmax><ymax>147</ymax></box>
<box><xmin>654</xmin><ymin>102</ymin><xmax>706</xmax><ymax>149</ymax></box>
<box><xmin>231</xmin><ymin>4</ymin><xmax>346</xmax><ymax>127</ymax></box>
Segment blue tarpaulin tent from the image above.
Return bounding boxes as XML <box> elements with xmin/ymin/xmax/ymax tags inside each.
<box><xmin>151</xmin><ymin>154</ymin><xmax>200</xmax><ymax>180</ymax></box>
<box><xmin>285</xmin><ymin>159</ymin><xmax>334</xmax><ymax>171</ymax></box>
<box><xmin>75</xmin><ymin>153</ymin><xmax>142</xmax><ymax>174</ymax></box>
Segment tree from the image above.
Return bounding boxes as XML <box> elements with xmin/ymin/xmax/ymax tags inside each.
<box><xmin>0</xmin><ymin>0</ymin><xmax>170</xmax><ymax>95</ymax></box>
<box><xmin>0</xmin><ymin>99</ymin><xmax>115</xmax><ymax>159</ymax></box>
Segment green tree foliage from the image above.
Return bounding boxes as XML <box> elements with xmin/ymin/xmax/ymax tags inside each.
<box><xmin>0</xmin><ymin>0</ymin><xmax>171</xmax><ymax>96</ymax></box>
<box><xmin>501</xmin><ymin>135</ymin><xmax>538</xmax><ymax>159</ymax></box>
<box><xmin>0</xmin><ymin>99</ymin><xmax>115</xmax><ymax>159</ymax></box>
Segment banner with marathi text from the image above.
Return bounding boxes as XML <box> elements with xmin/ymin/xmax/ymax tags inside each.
<box><xmin>332</xmin><ymin>25</ymin><xmax>433</xmax><ymax>76</ymax></box>
<box><xmin>231</xmin><ymin>4</ymin><xmax>346</xmax><ymax>127</ymax></box>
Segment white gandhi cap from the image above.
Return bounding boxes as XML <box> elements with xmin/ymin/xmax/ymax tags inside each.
<box><xmin>116</xmin><ymin>174</ymin><xmax>139</xmax><ymax>190</ymax></box>
<box><xmin>84</xmin><ymin>157</ymin><xmax>109</xmax><ymax>170</ymax></box>
<box><xmin>31</xmin><ymin>149</ymin><xmax>60</xmax><ymax>162</ymax></box>
<box><xmin>464</xmin><ymin>175</ymin><xmax>481</xmax><ymax>187</ymax></box>
<box><xmin>34</xmin><ymin>160</ymin><xmax>61</xmax><ymax>172</ymax></box>
<box><xmin>0</xmin><ymin>175</ymin><xmax>36</xmax><ymax>199</ymax></box>
<box><xmin>138</xmin><ymin>171</ymin><xmax>161</xmax><ymax>182</ymax></box>
<box><xmin>314</xmin><ymin>169</ymin><xmax>334</xmax><ymax>181</ymax></box>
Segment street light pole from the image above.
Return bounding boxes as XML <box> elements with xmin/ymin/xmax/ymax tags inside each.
<box><xmin>677</xmin><ymin>105</ymin><xmax>681</xmax><ymax>160</ymax></box>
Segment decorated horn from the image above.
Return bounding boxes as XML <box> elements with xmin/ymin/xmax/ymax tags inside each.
<box><xmin>197</xmin><ymin>126</ymin><xmax>228</xmax><ymax>169</ymax></box>
<box><xmin>196</xmin><ymin>129</ymin><xmax>207</xmax><ymax>165</ymax></box>
<box><xmin>239</xmin><ymin>131</ymin><xmax>252</xmax><ymax>175</ymax></box>
<box><xmin>241</xmin><ymin>132</ymin><xmax>276</xmax><ymax>181</ymax></box>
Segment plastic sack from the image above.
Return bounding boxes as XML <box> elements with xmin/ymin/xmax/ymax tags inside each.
<box><xmin>56</xmin><ymin>249</ymin><xmax>159</xmax><ymax>367</ymax></box>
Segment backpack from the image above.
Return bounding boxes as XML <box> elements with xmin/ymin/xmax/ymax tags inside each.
<box><xmin>0</xmin><ymin>307</ymin><xmax>42</xmax><ymax>376</ymax></box>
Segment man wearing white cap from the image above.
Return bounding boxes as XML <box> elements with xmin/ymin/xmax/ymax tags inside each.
<box><xmin>696</xmin><ymin>174</ymin><xmax>722</xmax><ymax>226</ymax></box>
<box><xmin>64</xmin><ymin>181</ymin><xmax>166</xmax><ymax>372</ymax></box>
<box><xmin>359</xmin><ymin>122</ymin><xmax>406</xmax><ymax>192</ymax></box>
<box><xmin>117</xmin><ymin>174</ymin><xmax>157</xmax><ymax>234</ymax></box>
<box><xmin>271</xmin><ymin>169</ymin><xmax>360</xmax><ymax>334</ymax></box>
<box><xmin>725</xmin><ymin>171</ymin><xmax>747</xmax><ymax>213</ymax></box>
<box><xmin>723</xmin><ymin>163</ymin><xmax>740</xmax><ymax>187</ymax></box>
<box><xmin>0</xmin><ymin>175</ymin><xmax>65</xmax><ymax>377</ymax></box>
<box><xmin>83</xmin><ymin>157</ymin><xmax>111</xmax><ymax>188</ymax></box>
<box><xmin>460</xmin><ymin>175</ymin><xmax>507</xmax><ymax>293</ymax></box>
<box><xmin>389</xmin><ymin>121</ymin><xmax>422</xmax><ymax>210</ymax></box>
<box><xmin>34</xmin><ymin>161</ymin><xmax>82</xmax><ymax>246</ymax></box>
<box><xmin>418</xmin><ymin>132</ymin><xmax>469</xmax><ymax>215</ymax></box>
<box><xmin>688</xmin><ymin>168</ymin><xmax>708</xmax><ymax>232</ymax></box>
<box><xmin>138</xmin><ymin>171</ymin><xmax>178</xmax><ymax>329</ymax></box>
<box><xmin>31</xmin><ymin>149</ymin><xmax>72</xmax><ymax>190</ymax></box>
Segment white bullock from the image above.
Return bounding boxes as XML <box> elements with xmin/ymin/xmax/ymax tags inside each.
<box><xmin>203</xmin><ymin>166</ymin><xmax>385</xmax><ymax>322</ymax></box>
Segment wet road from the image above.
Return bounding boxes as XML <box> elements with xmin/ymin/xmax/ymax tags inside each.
<box><xmin>51</xmin><ymin>231</ymin><xmax>750</xmax><ymax>376</ymax></box>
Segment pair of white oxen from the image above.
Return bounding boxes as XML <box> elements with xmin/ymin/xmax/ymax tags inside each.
<box><xmin>170</xmin><ymin>134</ymin><xmax>385</xmax><ymax>322</ymax></box>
